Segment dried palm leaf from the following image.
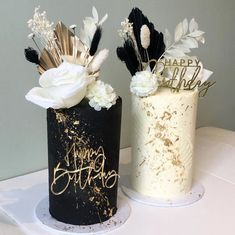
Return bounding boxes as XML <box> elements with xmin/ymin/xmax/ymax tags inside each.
<box><xmin>37</xmin><ymin>21</ymin><xmax>92</xmax><ymax>74</ymax></box>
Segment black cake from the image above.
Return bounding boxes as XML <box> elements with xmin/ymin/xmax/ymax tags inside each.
<box><xmin>47</xmin><ymin>97</ymin><xmax>122</xmax><ymax>225</ymax></box>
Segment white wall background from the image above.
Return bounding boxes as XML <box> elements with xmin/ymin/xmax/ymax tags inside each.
<box><xmin>0</xmin><ymin>0</ymin><xmax>234</xmax><ymax>180</ymax></box>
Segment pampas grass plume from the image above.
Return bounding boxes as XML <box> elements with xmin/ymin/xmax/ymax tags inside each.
<box><xmin>140</xmin><ymin>24</ymin><xmax>150</xmax><ymax>49</ymax></box>
<box><xmin>89</xmin><ymin>49</ymin><xmax>109</xmax><ymax>73</ymax></box>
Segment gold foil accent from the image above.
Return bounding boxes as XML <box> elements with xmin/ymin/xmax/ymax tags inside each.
<box><xmin>55</xmin><ymin>112</ymin><xmax>67</xmax><ymax>123</ymax></box>
<box><xmin>138</xmin><ymin>97</ymin><xmax>193</xmax><ymax>188</ymax></box>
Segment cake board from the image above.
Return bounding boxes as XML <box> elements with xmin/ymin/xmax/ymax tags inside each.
<box><xmin>120</xmin><ymin>175</ymin><xmax>205</xmax><ymax>207</ymax></box>
<box><xmin>35</xmin><ymin>196</ymin><xmax>131</xmax><ymax>234</ymax></box>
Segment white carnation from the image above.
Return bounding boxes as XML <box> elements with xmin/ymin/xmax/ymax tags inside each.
<box><xmin>86</xmin><ymin>80</ymin><xmax>117</xmax><ymax>111</ymax></box>
<box><xmin>130</xmin><ymin>70</ymin><xmax>158</xmax><ymax>97</ymax></box>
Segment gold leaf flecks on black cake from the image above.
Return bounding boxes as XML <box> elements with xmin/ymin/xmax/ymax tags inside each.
<box><xmin>47</xmin><ymin>98</ymin><xmax>122</xmax><ymax>225</ymax></box>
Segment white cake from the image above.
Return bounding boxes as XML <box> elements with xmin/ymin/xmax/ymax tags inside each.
<box><xmin>131</xmin><ymin>88</ymin><xmax>198</xmax><ymax>199</ymax></box>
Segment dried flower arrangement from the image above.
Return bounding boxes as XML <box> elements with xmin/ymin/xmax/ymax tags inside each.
<box><xmin>117</xmin><ymin>8</ymin><xmax>214</xmax><ymax>97</ymax></box>
<box><xmin>25</xmin><ymin>6</ymin><xmax>117</xmax><ymax>111</ymax></box>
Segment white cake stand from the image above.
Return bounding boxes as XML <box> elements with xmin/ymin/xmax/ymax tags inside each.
<box><xmin>121</xmin><ymin>175</ymin><xmax>205</xmax><ymax>207</ymax></box>
<box><xmin>35</xmin><ymin>196</ymin><xmax>131</xmax><ymax>234</ymax></box>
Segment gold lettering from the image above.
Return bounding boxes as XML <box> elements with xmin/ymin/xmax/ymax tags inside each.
<box><xmin>180</xmin><ymin>59</ymin><xmax>185</xmax><ymax>66</ymax></box>
<box><xmin>172</xmin><ymin>59</ymin><xmax>178</xmax><ymax>66</ymax></box>
<box><xmin>164</xmin><ymin>59</ymin><xmax>171</xmax><ymax>66</ymax></box>
<box><xmin>158</xmin><ymin>59</ymin><xmax>214</xmax><ymax>97</ymax></box>
<box><xmin>50</xmin><ymin>141</ymin><xmax>119</xmax><ymax>195</ymax></box>
<box><xmin>188</xmin><ymin>59</ymin><xmax>193</xmax><ymax>66</ymax></box>
<box><xmin>195</xmin><ymin>59</ymin><xmax>200</xmax><ymax>67</ymax></box>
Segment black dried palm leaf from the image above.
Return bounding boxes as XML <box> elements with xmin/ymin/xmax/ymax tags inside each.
<box><xmin>89</xmin><ymin>27</ymin><xmax>102</xmax><ymax>56</ymax></box>
<box><xmin>24</xmin><ymin>47</ymin><xmax>40</xmax><ymax>64</ymax></box>
<box><xmin>128</xmin><ymin>8</ymin><xmax>165</xmax><ymax>64</ymax></box>
<box><xmin>117</xmin><ymin>40</ymin><xmax>139</xmax><ymax>76</ymax></box>
<box><xmin>117</xmin><ymin>47</ymin><xmax>135</xmax><ymax>76</ymax></box>
<box><xmin>148</xmin><ymin>29</ymin><xmax>165</xmax><ymax>61</ymax></box>
<box><xmin>124</xmin><ymin>40</ymin><xmax>140</xmax><ymax>72</ymax></box>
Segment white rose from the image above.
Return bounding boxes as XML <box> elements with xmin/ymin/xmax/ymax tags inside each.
<box><xmin>86</xmin><ymin>80</ymin><xmax>117</xmax><ymax>111</ymax></box>
<box><xmin>25</xmin><ymin>61</ymin><xmax>94</xmax><ymax>109</ymax></box>
<box><xmin>130</xmin><ymin>70</ymin><xmax>158</xmax><ymax>97</ymax></box>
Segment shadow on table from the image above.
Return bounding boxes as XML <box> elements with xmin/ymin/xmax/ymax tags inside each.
<box><xmin>119</xmin><ymin>162</ymin><xmax>131</xmax><ymax>187</ymax></box>
<box><xmin>0</xmin><ymin>209</ymin><xmax>27</xmax><ymax>235</ymax></box>
<box><xmin>0</xmin><ymin>183</ymin><xmax>47</xmax><ymax>223</ymax></box>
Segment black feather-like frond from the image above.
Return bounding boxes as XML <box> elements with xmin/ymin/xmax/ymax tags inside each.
<box><xmin>116</xmin><ymin>47</ymin><xmax>126</xmax><ymax>62</ymax></box>
<box><xmin>128</xmin><ymin>8</ymin><xmax>149</xmax><ymax>62</ymax></box>
<box><xmin>128</xmin><ymin>7</ymin><xmax>165</xmax><ymax>63</ymax></box>
<box><xmin>123</xmin><ymin>40</ymin><xmax>140</xmax><ymax>73</ymax></box>
<box><xmin>117</xmin><ymin>7</ymin><xmax>166</xmax><ymax>75</ymax></box>
<box><xmin>117</xmin><ymin>47</ymin><xmax>135</xmax><ymax>76</ymax></box>
<box><xmin>89</xmin><ymin>27</ymin><xmax>102</xmax><ymax>56</ymax></box>
<box><xmin>24</xmin><ymin>47</ymin><xmax>40</xmax><ymax>64</ymax></box>
<box><xmin>116</xmin><ymin>40</ymin><xmax>140</xmax><ymax>76</ymax></box>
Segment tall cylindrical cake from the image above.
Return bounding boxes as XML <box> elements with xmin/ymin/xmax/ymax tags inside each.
<box><xmin>47</xmin><ymin>98</ymin><xmax>122</xmax><ymax>225</ymax></box>
<box><xmin>131</xmin><ymin>88</ymin><xmax>198</xmax><ymax>199</ymax></box>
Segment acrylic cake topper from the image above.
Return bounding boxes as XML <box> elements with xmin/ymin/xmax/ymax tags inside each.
<box><xmin>117</xmin><ymin>8</ymin><xmax>215</xmax><ymax>97</ymax></box>
<box><xmin>51</xmin><ymin>143</ymin><xmax>119</xmax><ymax>196</ymax></box>
<box><xmin>24</xmin><ymin>6</ymin><xmax>117</xmax><ymax>110</ymax></box>
<box><xmin>51</xmin><ymin>111</ymin><xmax>119</xmax><ymax>196</ymax></box>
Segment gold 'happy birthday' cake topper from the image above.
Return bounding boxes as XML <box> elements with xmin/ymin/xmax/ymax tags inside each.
<box><xmin>151</xmin><ymin>58</ymin><xmax>215</xmax><ymax>97</ymax></box>
<box><xmin>117</xmin><ymin>8</ymin><xmax>214</xmax><ymax>98</ymax></box>
<box><xmin>51</xmin><ymin>143</ymin><xmax>119</xmax><ymax>196</ymax></box>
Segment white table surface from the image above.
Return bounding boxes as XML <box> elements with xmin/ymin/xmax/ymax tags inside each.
<box><xmin>0</xmin><ymin>127</ymin><xmax>235</xmax><ymax>235</ymax></box>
